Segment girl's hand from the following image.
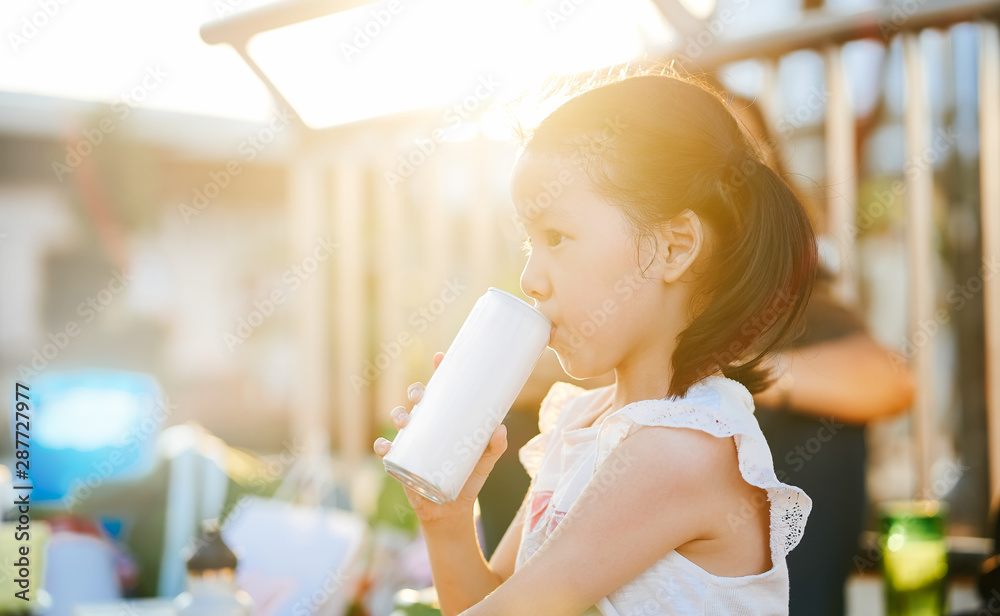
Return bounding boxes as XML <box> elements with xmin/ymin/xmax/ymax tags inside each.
<box><xmin>373</xmin><ymin>351</ymin><xmax>508</xmax><ymax>525</ymax></box>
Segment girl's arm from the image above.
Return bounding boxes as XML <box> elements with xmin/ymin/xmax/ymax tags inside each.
<box><xmin>459</xmin><ymin>425</ymin><xmax>740</xmax><ymax>616</ymax></box>
<box><xmin>421</xmin><ymin>514</ymin><xmax>503</xmax><ymax>615</ymax></box>
<box><xmin>425</xmin><ymin>486</ymin><xmax>531</xmax><ymax>616</ymax></box>
<box><xmin>487</xmin><ymin>484</ymin><xmax>531</xmax><ymax>582</ymax></box>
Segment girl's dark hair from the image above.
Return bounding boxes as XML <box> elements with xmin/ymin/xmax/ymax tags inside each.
<box><xmin>727</xmin><ymin>90</ymin><xmax>836</xmax><ymax>283</ymax></box>
<box><xmin>514</xmin><ymin>66</ymin><xmax>818</xmax><ymax>398</ymax></box>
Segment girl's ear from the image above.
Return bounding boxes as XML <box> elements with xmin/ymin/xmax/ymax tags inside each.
<box><xmin>655</xmin><ymin>210</ymin><xmax>705</xmax><ymax>284</ymax></box>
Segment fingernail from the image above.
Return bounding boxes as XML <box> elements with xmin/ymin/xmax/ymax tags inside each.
<box><xmin>407</xmin><ymin>384</ymin><xmax>419</xmax><ymax>399</ymax></box>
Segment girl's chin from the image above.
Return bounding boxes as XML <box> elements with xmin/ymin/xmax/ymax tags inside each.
<box><xmin>553</xmin><ymin>351</ymin><xmax>603</xmax><ymax>381</ymax></box>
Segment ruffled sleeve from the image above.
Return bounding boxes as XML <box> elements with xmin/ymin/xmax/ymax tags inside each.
<box><xmin>518</xmin><ymin>381</ymin><xmax>588</xmax><ymax>481</ymax></box>
<box><xmin>592</xmin><ymin>377</ymin><xmax>812</xmax><ymax>561</ymax></box>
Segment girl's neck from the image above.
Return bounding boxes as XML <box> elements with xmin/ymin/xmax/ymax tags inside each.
<box><xmin>584</xmin><ymin>390</ymin><xmax>616</xmax><ymax>430</ymax></box>
<box><xmin>609</xmin><ymin>365</ymin><xmax>725</xmax><ymax>416</ymax></box>
<box><xmin>611</xmin><ymin>363</ymin><xmax>674</xmax><ymax>415</ymax></box>
<box><xmin>607</xmin><ymin>300</ymin><xmax>690</xmax><ymax>414</ymax></box>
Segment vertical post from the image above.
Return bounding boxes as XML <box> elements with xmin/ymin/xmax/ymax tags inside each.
<box><xmin>470</xmin><ymin>138</ymin><xmax>496</xmax><ymax>297</ymax></box>
<box><xmin>757</xmin><ymin>59</ymin><xmax>780</xmax><ymax>140</ymax></box>
<box><xmin>979</xmin><ymin>21</ymin><xmax>1000</xmax><ymax>503</ymax></box>
<box><xmin>333</xmin><ymin>162</ymin><xmax>367</xmax><ymax>466</ymax></box>
<box><xmin>420</xmin><ymin>156</ymin><xmax>453</xmax><ymax>354</ymax></box>
<box><xmin>374</xmin><ymin>155</ymin><xmax>407</xmax><ymax>452</ymax></box>
<box><xmin>825</xmin><ymin>43</ymin><xmax>859</xmax><ymax>307</ymax></box>
<box><xmin>289</xmin><ymin>159</ymin><xmax>331</xmax><ymax>506</ymax></box>
<box><xmin>903</xmin><ymin>32</ymin><xmax>936</xmax><ymax>500</ymax></box>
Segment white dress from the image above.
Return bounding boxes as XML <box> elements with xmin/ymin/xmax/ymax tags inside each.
<box><xmin>514</xmin><ymin>377</ymin><xmax>811</xmax><ymax>616</ymax></box>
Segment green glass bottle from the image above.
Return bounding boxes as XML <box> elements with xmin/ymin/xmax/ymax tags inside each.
<box><xmin>879</xmin><ymin>500</ymin><xmax>948</xmax><ymax>616</ymax></box>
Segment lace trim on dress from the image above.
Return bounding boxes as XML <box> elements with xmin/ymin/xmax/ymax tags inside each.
<box><xmin>517</xmin><ymin>381</ymin><xmax>591</xmax><ymax>480</ymax></box>
<box><xmin>591</xmin><ymin>376</ymin><xmax>812</xmax><ymax>562</ymax></box>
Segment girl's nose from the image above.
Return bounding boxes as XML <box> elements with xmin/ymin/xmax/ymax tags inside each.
<box><xmin>520</xmin><ymin>254</ymin><xmax>550</xmax><ymax>304</ymax></box>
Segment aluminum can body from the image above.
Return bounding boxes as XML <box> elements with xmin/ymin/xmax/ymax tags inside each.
<box><xmin>382</xmin><ymin>287</ymin><xmax>551</xmax><ymax>503</ymax></box>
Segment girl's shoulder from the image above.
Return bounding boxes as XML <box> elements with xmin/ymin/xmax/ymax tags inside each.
<box><xmin>535</xmin><ymin>376</ymin><xmax>754</xmax><ymax>439</ymax></box>
<box><xmin>592</xmin><ymin>376</ymin><xmax>812</xmax><ymax>561</ymax></box>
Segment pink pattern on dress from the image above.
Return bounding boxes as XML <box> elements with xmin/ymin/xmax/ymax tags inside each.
<box><xmin>528</xmin><ymin>489</ymin><xmax>568</xmax><ymax>535</ymax></box>
<box><xmin>545</xmin><ymin>510</ymin><xmax>567</xmax><ymax>535</ymax></box>
<box><xmin>527</xmin><ymin>490</ymin><xmax>552</xmax><ymax>532</ymax></box>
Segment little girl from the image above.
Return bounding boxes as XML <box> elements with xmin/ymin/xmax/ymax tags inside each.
<box><xmin>374</xmin><ymin>68</ymin><xmax>817</xmax><ymax>616</ymax></box>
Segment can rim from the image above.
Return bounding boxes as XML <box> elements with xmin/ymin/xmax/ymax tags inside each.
<box><xmin>383</xmin><ymin>459</ymin><xmax>452</xmax><ymax>504</ymax></box>
<box><xmin>487</xmin><ymin>287</ymin><xmax>551</xmax><ymax>327</ymax></box>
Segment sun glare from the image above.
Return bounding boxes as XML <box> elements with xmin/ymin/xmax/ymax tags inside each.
<box><xmin>246</xmin><ymin>0</ymin><xmax>648</xmax><ymax>129</ymax></box>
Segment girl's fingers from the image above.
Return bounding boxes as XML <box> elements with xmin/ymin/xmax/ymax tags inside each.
<box><xmin>404</xmin><ymin>354</ymin><xmax>442</xmax><ymax>407</ymax></box>
<box><xmin>479</xmin><ymin>425</ymin><xmax>508</xmax><ymax>466</ymax></box>
<box><xmin>407</xmin><ymin>382</ymin><xmax>424</xmax><ymax>403</ymax></box>
<box><xmin>374</xmin><ymin>437</ymin><xmax>390</xmax><ymax>457</ymax></box>
<box><xmin>467</xmin><ymin>424</ymin><xmax>507</xmax><ymax>486</ymax></box>
<box><xmin>390</xmin><ymin>405</ymin><xmax>409</xmax><ymax>429</ymax></box>
<box><xmin>489</xmin><ymin>424</ymin><xmax>508</xmax><ymax>454</ymax></box>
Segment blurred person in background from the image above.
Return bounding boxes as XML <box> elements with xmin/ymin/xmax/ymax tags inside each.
<box><xmin>730</xmin><ymin>93</ymin><xmax>915</xmax><ymax>616</ymax></box>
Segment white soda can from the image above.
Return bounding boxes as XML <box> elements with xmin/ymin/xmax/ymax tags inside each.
<box><xmin>382</xmin><ymin>287</ymin><xmax>552</xmax><ymax>504</ymax></box>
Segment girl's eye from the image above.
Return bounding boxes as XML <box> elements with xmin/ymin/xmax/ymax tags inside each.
<box><xmin>520</xmin><ymin>231</ymin><xmax>565</xmax><ymax>256</ymax></box>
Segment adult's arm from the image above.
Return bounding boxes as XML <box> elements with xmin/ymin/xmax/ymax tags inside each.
<box><xmin>755</xmin><ymin>332</ymin><xmax>915</xmax><ymax>424</ymax></box>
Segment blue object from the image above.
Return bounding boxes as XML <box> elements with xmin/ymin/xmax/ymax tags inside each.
<box><xmin>99</xmin><ymin>517</ymin><xmax>125</xmax><ymax>541</ymax></box>
<box><xmin>16</xmin><ymin>370</ymin><xmax>165</xmax><ymax>503</ymax></box>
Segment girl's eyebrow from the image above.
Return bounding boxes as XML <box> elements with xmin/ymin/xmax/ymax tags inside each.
<box><xmin>514</xmin><ymin>204</ymin><xmax>571</xmax><ymax>227</ymax></box>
